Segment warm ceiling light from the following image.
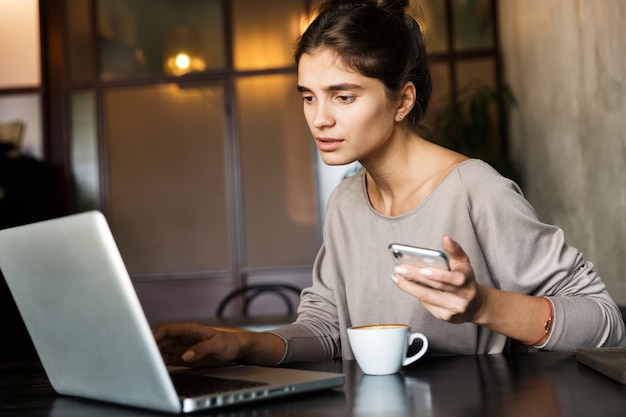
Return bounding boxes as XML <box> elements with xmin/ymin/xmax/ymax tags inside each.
<box><xmin>175</xmin><ymin>53</ymin><xmax>191</xmax><ymax>70</ymax></box>
<box><xmin>164</xmin><ymin>26</ymin><xmax>206</xmax><ymax>76</ymax></box>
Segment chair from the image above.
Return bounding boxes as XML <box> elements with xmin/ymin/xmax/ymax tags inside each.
<box><xmin>215</xmin><ymin>283</ymin><xmax>302</xmax><ymax>318</ymax></box>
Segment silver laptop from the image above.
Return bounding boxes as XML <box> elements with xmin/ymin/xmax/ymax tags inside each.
<box><xmin>0</xmin><ymin>211</ymin><xmax>344</xmax><ymax>414</ymax></box>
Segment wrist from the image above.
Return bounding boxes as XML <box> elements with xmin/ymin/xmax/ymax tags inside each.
<box><xmin>232</xmin><ymin>331</ymin><xmax>254</xmax><ymax>362</ymax></box>
<box><xmin>233</xmin><ymin>331</ymin><xmax>286</xmax><ymax>365</ymax></box>
<box><xmin>523</xmin><ymin>296</ymin><xmax>553</xmax><ymax>346</ymax></box>
<box><xmin>470</xmin><ymin>285</ymin><xmax>493</xmax><ymax>326</ymax></box>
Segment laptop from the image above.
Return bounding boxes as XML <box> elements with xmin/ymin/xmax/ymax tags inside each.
<box><xmin>0</xmin><ymin>211</ymin><xmax>344</xmax><ymax>413</ymax></box>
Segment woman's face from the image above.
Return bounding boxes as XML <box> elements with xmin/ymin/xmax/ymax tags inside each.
<box><xmin>297</xmin><ymin>49</ymin><xmax>399</xmax><ymax>166</ymax></box>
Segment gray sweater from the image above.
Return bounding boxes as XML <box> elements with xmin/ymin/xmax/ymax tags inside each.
<box><xmin>271</xmin><ymin>159</ymin><xmax>624</xmax><ymax>363</ymax></box>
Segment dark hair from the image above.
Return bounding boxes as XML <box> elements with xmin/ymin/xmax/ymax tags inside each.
<box><xmin>295</xmin><ymin>0</ymin><xmax>432</xmax><ymax>128</ymax></box>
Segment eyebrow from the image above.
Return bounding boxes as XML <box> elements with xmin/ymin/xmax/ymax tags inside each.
<box><xmin>297</xmin><ymin>83</ymin><xmax>363</xmax><ymax>93</ymax></box>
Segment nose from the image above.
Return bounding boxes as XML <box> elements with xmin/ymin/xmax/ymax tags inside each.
<box><xmin>311</xmin><ymin>101</ymin><xmax>335</xmax><ymax>129</ymax></box>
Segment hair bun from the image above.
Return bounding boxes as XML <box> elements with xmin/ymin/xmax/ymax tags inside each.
<box><xmin>377</xmin><ymin>0</ymin><xmax>410</xmax><ymax>14</ymax></box>
<box><xmin>319</xmin><ymin>0</ymin><xmax>409</xmax><ymax>14</ymax></box>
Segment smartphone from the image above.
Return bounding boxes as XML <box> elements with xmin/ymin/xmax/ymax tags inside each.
<box><xmin>388</xmin><ymin>243</ymin><xmax>450</xmax><ymax>271</ymax></box>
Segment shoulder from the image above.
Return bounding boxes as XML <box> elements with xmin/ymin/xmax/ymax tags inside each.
<box><xmin>326</xmin><ymin>169</ymin><xmax>366</xmax><ymax>208</ymax></box>
<box><xmin>453</xmin><ymin>159</ymin><xmax>511</xmax><ymax>183</ymax></box>
<box><xmin>448</xmin><ymin>159</ymin><xmax>523</xmax><ymax>197</ymax></box>
<box><xmin>443</xmin><ymin>159</ymin><xmax>535</xmax><ymax>218</ymax></box>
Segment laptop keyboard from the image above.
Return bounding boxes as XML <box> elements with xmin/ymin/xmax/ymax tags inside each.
<box><xmin>170</xmin><ymin>374</ymin><xmax>269</xmax><ymax>397</ymax></box>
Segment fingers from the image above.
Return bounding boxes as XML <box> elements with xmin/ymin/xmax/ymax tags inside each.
<box><xmin>154</xmin><ymin>322</ymin><xmax>209</xmax><ymax>344</ymax></box>
<box><xmin>392</xmin><ymin>263</ymin><xmax>467</xmax><ymax>291</ymax></box>
<box><xmin>392</xmin><ymin>266</ymin><xmax>464</xmax><ymax>297</ymax></box>
<box><xmin>390</xmin><ymin>235</ymin><xmax>482</xmax><ymax>323</ymax></box>
<box><xmin>187</xmin><ymin>332</ymin><xmax>241</xmax><ymax>364</ymax></box>
<box><xmin>392</xmin><ymin>273</ymin><xmax>470</xmax><ymax>321</ymax></box>
<box><xmin>153</xmin><ymin>323</ymin><xmax>235</xmax><ymax>366</ymax></box>
<box><xmin>441</xmin><ymin>234</ymin><xmax>460</xmax><ymax>257</ymax></box>
<box><xmin>442</xmin><ymin>235</ymin><xmax>471</xmax><ymax>272</ymax></box>
<box><xmin>154</xmin><ymin>323</ymin><xmax>205</xmax><ymax>355</ymax></box>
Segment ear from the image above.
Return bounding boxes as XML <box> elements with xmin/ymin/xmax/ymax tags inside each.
<box><xmin>395</xmin><ymin>81</ymin><xmax>416</xmax><ymax>122</ymax></box>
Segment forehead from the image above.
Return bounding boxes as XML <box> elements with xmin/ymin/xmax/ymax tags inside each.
<box><xmin>297</xmin><ymin>49</ymin><xmax>368</xmax><ymax>88</ymax></box>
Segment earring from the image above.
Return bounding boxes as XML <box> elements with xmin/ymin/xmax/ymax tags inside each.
<box><xmin>396</xmin><ymin>113</ymin><xmax>404</xmax><ymax>121</ymax></box>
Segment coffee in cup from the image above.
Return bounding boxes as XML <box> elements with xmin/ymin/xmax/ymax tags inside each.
<box><xmin>347</xmin><ymin>324</ymin><xmax>428</xmax><ymax>375</ymax></box>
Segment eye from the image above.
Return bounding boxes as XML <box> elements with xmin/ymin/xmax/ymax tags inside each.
<box><xmin>302</xmin><ymin>94</ymin><xmax>315</xmax><ymax>103</ymax></box>
<box><xmin>336</xmin><ymin>95</ymin><xmax>355</xmax><ymax>104</ymax></box>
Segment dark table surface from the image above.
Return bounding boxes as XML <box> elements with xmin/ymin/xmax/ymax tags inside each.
<box><xmin>2</xmin><ymin>352</ymin><xmax>626</xmax><ymax>417</ymax></box>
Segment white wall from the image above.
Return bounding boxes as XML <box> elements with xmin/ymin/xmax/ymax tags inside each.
<box><xmin>499</xmin><ymin>1</ymin><xmax>626</xmax><ymax>304</ymax></box>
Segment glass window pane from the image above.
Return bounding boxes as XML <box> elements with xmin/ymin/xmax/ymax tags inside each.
<box><xmin>232</xmin><ymin>0</ymin><xmax>306</xmax><ymax>71</ymax></box>
<box><xmin>70</xmin><ymin>91</ymin><xmax>99</xmax><ymax>211</ymax></box>
<box><xmin>66</xmin><ymin>0</ymin><xmax>95</xmax><ymax>82</ymax></box>
<box><xmin>97</xmin><ymin>0</ymin><xmax>223</xmax><ymax>80</ymax></box>
<box><xmin>455</xmin><ymin>59</ymin><xmax>500</xmax><ymax>154</ymax></box>
<box><xmin>0</xmin><ymin>0</ymin><xmax>40</xmax><ymax>87</ymax></box>
<box><xmin>104</xmin><ymin>83</ymin><xmax>229</xmax><ymax>275</ymax></box>
<box><xmin>453</xmin><ymin>0</ymin><xmax>494</xmax><ymax>50</ymax></box>
<box><xmin>411</xmin><ymin>0</ymin><xmax>448</xmax><ymax>54</ymax></box>
<box><xmin>0</xmin><ymin>94</ymin><xmax>42</xmax><ymax>159</ymax></box>
<box><xmin>423</xmin><ymin>61</ymin><xmax>452</xmax><ymax>132</ymax></box>
<box><xmin>236</xmin><ymin>74</ymin><xmax>318</xmax><ymax>267</ymax></box>
<box><xmin>455</xmin><ymin>58</ymin><xmax>496</xmax><ymax>91</ymax></box>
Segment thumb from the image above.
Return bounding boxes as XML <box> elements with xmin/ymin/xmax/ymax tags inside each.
<box><xmin>442</xmin><ymin>235</ymin><xmax>470</xmax><ymax>268</ymax></box>
<box><xmin>182</xmin><ymin>350</ymin><xmax>196</xmax><ymax>362</ymax></box>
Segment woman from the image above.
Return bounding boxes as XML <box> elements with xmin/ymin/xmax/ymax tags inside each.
<box><xmin>155</xmin><ymin>0</ymin><xmax>624</xmax><ymax>366</ymax></box>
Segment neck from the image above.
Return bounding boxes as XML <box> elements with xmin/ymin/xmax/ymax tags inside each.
<box><xmin>363</xmin><ymin>137</ymin><xmax>465</xmax><ymax>216</ymax></box>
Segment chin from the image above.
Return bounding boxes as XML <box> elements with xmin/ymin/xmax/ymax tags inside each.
<box><xmin>320</xmin><ymin>155</ymin><xmax>356</xmax><ymax>167</ymax></box>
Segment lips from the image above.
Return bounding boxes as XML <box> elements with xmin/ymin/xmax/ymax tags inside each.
<box><xmin>316</xmin><ymin>137</ymin><xmax>344</xmax><ymax>152</ymax></box>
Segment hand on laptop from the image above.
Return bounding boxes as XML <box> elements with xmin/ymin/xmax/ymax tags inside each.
<box><xmin>154</xmin><ymin>322</ymin><xmax>286</xmax><ymax>367</ymax></box>
<box><xmin>154</xmin><ymin>323</ymin><xmax>240</xmax><ymax>367</ymax></box>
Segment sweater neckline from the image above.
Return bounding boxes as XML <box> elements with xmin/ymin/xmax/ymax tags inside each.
<box><xmin>359</xmin><ymin>158</ymin><xmax>476</xmax><ymax>219</ymax></box>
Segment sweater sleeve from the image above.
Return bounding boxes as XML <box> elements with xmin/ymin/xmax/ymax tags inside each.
<box><xmin>269</xmin><ymin>243</ymin><xmax>343</xmax><ymax>364</ymax></box>
<box><xmin>459</xmin><ymin>162</ymin><xmax>624</xmax><ymax>350</ymax></box>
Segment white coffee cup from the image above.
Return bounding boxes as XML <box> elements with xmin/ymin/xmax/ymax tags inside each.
<box><xmin>347</xmin><ymin>324</ymin><xmax>428</xmax><ymax>375</ymax></box>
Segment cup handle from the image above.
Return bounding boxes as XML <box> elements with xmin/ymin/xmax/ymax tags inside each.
<box><xmin>403</xmin><ymin>332</ymin><xmax>429</xmax><ymax>367</ymax></box>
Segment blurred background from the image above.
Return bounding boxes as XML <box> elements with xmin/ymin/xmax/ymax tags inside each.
<box><xmin>0</xmin><ymin>0</ymin><xmax>624</xmax><ymax>328</ymax></box>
